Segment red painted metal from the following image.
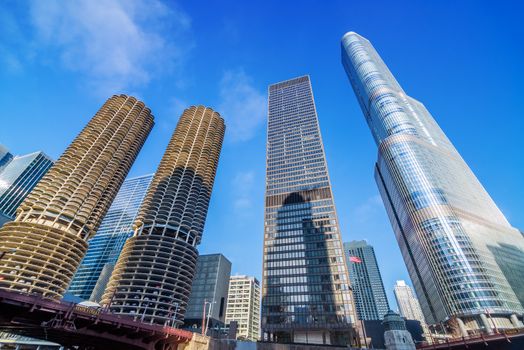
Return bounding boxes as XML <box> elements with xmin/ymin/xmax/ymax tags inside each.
<box><xmin>0</xmin><ymin>289</ymin><xmax>194</xmax><ymax>349</ymax></box>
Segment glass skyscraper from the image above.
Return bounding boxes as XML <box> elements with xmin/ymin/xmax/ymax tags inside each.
<box><xmin>344</xmin><ymin>240</ymin><xmax>389</xmax><ymax>320</ymax></box>
<box><xmin>342</xmin><ymin>32</ymin><xmax>524</xmax><ymax>335</ymax></box>
<box><xmin>68</xmin><ymin>174</ymin><xmax>153</xmax><ymax>301</ymax></box>
<box><xmin>184</xmin><ymin>254</ymin><xmax>232</xmax><ymax>332</ymax></box>
<box><xmin>0</xmin><ymin>151</ymin><xmax>53</xmax><ymax>225</ymax></box>
<box><xmin>0</xmin><ymin>145</ymin><xmax>13</xmax><ymax>173</ymax></box>
<box><xmin>262</xmin><ymin>76</ymin><xmax>359</xmax><ymax>346</ymax></box>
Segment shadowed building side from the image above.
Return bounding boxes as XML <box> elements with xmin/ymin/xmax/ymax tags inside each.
<box><xmin>262</xmin><ymin>76</ymin><xmax>360</xmax><ymax>347</ymax></box>
<box><xmin>0</xmin><ymin>95</ymin><xmax>154</xmax><ymax>299</ymax></box>
<box><xmin>0</xmin><ymin>151</ymin><xmax>54</xmax><ymax>224</ymax></box>
<box><xmin>102</xmin><ymin>106</ymin><xmax>225</xmax><ymax>326</ymax></box>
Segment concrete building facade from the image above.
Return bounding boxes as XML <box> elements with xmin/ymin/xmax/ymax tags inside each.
<box><xmin>225</xmin><ymin>275</ymin><xmax>261</xmax><ymax>341</ymax></box>
<box><xmin>0</xmin><ymin>95</ymin><xmax>154</xmax><ymax>298</ymax></box>
<box><xmin>102</xmin><ymin>106</ymin><xmax>225</xmax><ymax>326</ymax></box>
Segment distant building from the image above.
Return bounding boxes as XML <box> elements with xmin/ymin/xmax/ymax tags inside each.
<box><xmin>68</xmin><ymin>174</ymin><xmax>154</xmax><ymax>301</ymax></box>
<box><xmin>0</xmin><ymin>151</ymin><xmax>53</xmax><ymax>224</ymax></box>
<box><xmin>184</xmin><ymin>254</ymin><xmax>232</xmax><ymax>332</ymax></box>
<box><xmin>0</xmin><ymin>144</ymin><xmax>13</xmax><ymax>173</ymax></box>
<box><xmin>394</xmin><ymin>281</ymin><xmax>425</xmax><ymax>324</ymax></box>
<box><xmin>345</xmin><ymin>240</ymin><xmax>389</xmax><ymax>320</ymax></box>
<box><xmin>225</xmin><ymin>275</ymin><xmax>261</xmax><ymax>341</ymax></box>
<box><xmin>394</xmin><ymin>280</ymin><xmax>430</xmax><ymax>338</ymax></box>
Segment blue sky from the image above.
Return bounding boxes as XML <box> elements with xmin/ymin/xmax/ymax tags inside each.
<box><xmin>1</xmin><ymin>0</ymin><xmax>523</xmax><ymax>309</ymax></box>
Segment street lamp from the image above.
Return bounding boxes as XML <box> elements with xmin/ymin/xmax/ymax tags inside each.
<box><xmin>205</xmin><ymin>300</ymin><xmax>216</xmax><ymax>336</ymax></box>
<box><xmin>202</xmin><ymin>299</ymin><xmax>216</xmax><ymax>335</ymax></box>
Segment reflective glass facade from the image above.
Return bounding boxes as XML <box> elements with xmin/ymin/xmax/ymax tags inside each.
<box><xmin>344</xmin><ymin>241</ymin><xmax>389</xmax><ymax>320</ymax></box>
<box><xmin>0</xmin><ymin>152</ymin><xmax>53</xmax><ymax>220</ymax></box>
<box><xmin>68</xmin><ymin>174</ymin><xmax>153</xmax><ymax>301</ymax></box>
<box><xmin>342</xmin><ymin>32</ymin><xmax>524</xmax><ymax>334</ymax></box>
<box><xmin>184</xmin><ymin>254</ymin><xmax>232</xmax><ymax>331</ymax></box>
<box><xmin>262</xmin><ymin>76</ymin><xmax>359</xmax><ymax>346</ymax></box>
<box><xmin>0</xmin><ymin>145</ymin><xmax>13</xmax><ymax>173</ymax></box>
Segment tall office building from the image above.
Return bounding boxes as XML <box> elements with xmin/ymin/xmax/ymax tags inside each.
<box><xmin>342</xmin><ymin>32</ymin><xmax>524</xmax><ymax>334</ymax></box>
<box><xmin>102</xmin><ymin>106</ymin><xmax>225</xmax><ymax>326</ymax></box>
<box><xmin>262</xmin><ymin>76</ymin><xmax>359</xmax><ymax>346</ymax></box>
<box><xmin>0</xmin><ymin>95</ymin><xmax>154</xmax><ymax>298</ymax></box>
<box><xmin>0</xmin><ymin>152</ymin><xmax>53</xmax><ymax>219</ymax></box>
<box><xmin>225</xmin><ymin>275</ymin><xmax>261</xmax><ymax>341</ymax></box>
<box><xmin>0</xmin><ymin>145</ymin><xmax>13</xmax><ymax>173</ymax></box>
<box><xmin>68</xmin><ymin>174</ymin><xmax>154</xmax><ymax>301</ymax></box>
<box><xmin>184</xmin><ymin>254</ymin><xmax>232</xmax><ymax>331</ymax></box>
<box><xmin>344</xmin><ymin>240</ymin><xmax>389</xmax><ymax>320</ymax></box>
<box><xmin>394</xmin><ymin>281</ymin><xmax>427</xmax><ymax>325</ymax></box>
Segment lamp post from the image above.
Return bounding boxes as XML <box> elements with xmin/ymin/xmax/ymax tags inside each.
<box><xmin>202</xmin><ymin>299</ymin><xmax>216</xmax><ymax>336</ymax></box>
<box><xmin>206</xmin><ymin>300</ymin><xmax>216</xmax><ymax>336</ymax></box>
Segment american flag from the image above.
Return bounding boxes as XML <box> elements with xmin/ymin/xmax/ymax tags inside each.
<box><xmin>349</xmin><ymin>256</ymin><xmax>362</xmax><ymax>263</ymax></box>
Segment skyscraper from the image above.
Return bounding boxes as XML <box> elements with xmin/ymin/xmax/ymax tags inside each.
<box><xmin>0</xmin><ymin>145</ymin><xmax>13</xmax><ymax>173</ymax></box>
<box><xmin>184</xmin><ymin>254</ymin><xmax>232</xmax><ymax>332</ymax></box>
<box><xmin>344</xmin><ymin>240</ymin><xmax>389</xmax><ymax>320</ymax></box>
<box><xmin>262</xmin><ymin>76</ymin><xmax>359</xmax><ymax>346</ymax></box>
<box><xmin>342</xmin><ymin>32</ymin><xmax>524</xmax><ymax>334</ymax></box>
<box><xmin>394</xmin><ymin>281</ymin><xmax>427</xmax><ymax>326</ymax></box>
<box><xmin>68</xmin><ymin>174</ymin><xmax>154</xmax><ymax>301</ymax></box>
<box><xmin>0</xmin><ymin>152</ymin><xmax>53</xmax><ymax>220</ymax></box>
<box><xmin>225</xmin><ymin>275</ymin><xmax>261</xmax><ymax>341</ymax></box>
<box><xmin>0</xmin><ymin>95</ymin><xmax>154</xmax><ymax>298</ymax></box>
<box><xmin>102</xmin><ymin>106</ymin><xmax>225</xmax><ymax>326</ymax></box>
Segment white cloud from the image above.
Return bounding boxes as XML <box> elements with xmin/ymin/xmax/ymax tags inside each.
<box><xmin>218</xmin><ymin>69</ymin><xmax>266</xmax><ymax>142</ymax></box>
<box><xmin>27</xmin><ymin>0</ymin><xmax>192</xmax><ymax>95</ymax></box>
<box><xmin>232</xmin><ymin>170</ymin><xmax>255</xmax><ymax>211</ymax></box>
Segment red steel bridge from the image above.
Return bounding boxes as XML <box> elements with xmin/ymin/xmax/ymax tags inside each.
<box><xmin>416</xmin><ymin>329</ymin><xmax>524</xmax><ymax>350</ymax></box>
<box><xmin>0</xmin><ymin>289</ymin><xmax>195</xmax><ymax>350</ymax></box>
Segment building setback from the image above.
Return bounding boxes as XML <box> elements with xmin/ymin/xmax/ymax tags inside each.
<box><xmin>184</xmin><ymin>254</ymin><xmax>232</xmax><ymax>332</ymax></box>
<box><xmin>68</xmin><ymin>174</ymin><xmax>154</xmax><ymax>301</ymax></box>
<box><xmin>225</xmin><ymin>275</ymin><xmax>261</xmax><ymax>341</ymax></box>
<box><xmin>262</xmin><ymin>75</ymin><xmax>360</xmax><ymax>346</ymax></box>
<box><xmin>341</xmin><ymin>31</ymin><xmax>524</xmax><ymax>334</ymax></box>
<box><xmin>344</xmin><ymin>240</ymin><xmax>389</xmax><ymax>320</ymax></box>
<box><xmin>102</xmin><ymin>106</ymin><xmax>225</xmax><ymax>326</ymax></box>
<box><xmin>0</xmin><ymin>151</ymin><xmax>53</xmax><ymax>226</ymax></box>
<box><xmin>0</xmin><ymin>95</ymin><xmax>154</xmax><ymax>298</ymax></box>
